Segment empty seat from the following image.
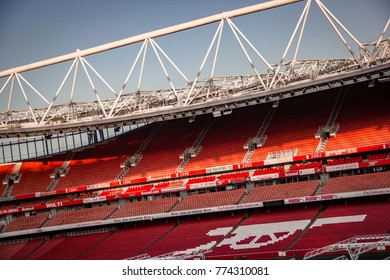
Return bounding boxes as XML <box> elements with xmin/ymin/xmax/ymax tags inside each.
<box><xmin>321</xmin><ymin>171</ymin><xmax>390</xmax><ymax>194</ymax></box>
<box><xmin>175</xmin><ymin>189</ymin><xmax>245</xmax><ymax>211</ymax></box>
<box><xmin>111</xmin><ymin>197</ymin><xmax>179</xmax><ymax>219</ymax></box>
<box><xmin>243</xmin><ymin>180</ymin><xmax>319</xmax><ymax>203</ymax></box>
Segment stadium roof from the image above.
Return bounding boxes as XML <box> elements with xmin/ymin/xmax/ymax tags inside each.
<box><xmin>0</xmin><ymin>0</ymin><xmax>389</xmax><ymax>138</ymax></box>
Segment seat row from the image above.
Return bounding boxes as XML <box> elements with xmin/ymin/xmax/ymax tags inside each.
<box><xmin>3</xmin><ymin>170</ymin><xmax>389</xmax><ymax>233</ymax></box>
<box><xmin>1</xmin><ymin>197</ymin><xmax>388</xmax><ymax>260</ymax></box>
<box><xmin>2</xmin><ymin>82</ymin><xmax>388</xmax><ymax>198</ymax></box>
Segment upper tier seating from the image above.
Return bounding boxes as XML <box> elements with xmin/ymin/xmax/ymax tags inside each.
<box><xmin>123</xmin><ymin>116</ymin><xmax>208</xmax><ymax>180</ymax></box>
<box><xmin>0</xmin><ymin>163</ymin><xmax>15</xmax><ymax>197</ymax></box>
<box><xmin>5</xmin><ymin>82</ymin><xmax>390</xmax><ymax>198</ymax></box>
<box><xmin>243</xmin><ymin>180</ymin><xmax>320</xmax><ymax>203</ymax></box>
<box><xmin>55</xmin><ymin>125</ymin><xmax>154</xmax><ymax>190</ymax></box>
<box><xmin>325</xmin><ymin>82</ymin><xmax>390</xmax><ymax>151</ymax></box>
<box><xmin>10</xmin><ymin>154</ymin><xmax>65</xmax><ymax>196</ymax></box>
<box><xmin>250</xmin><ymin>90</ymin><xmax>338</xmax><ymax>161</ymax></box>
<box><xmin>320</xmin><ymin>171</ymin><xmax>390</xmax><ymax>194</ymax></box>
<box><xmin>175</xmin><ymin>188</ymin><xmax>246</xmax><ymax>211</ymax></box>
<box><xmin>183</xmin><ymin>105</ymin><xmax>271</xmax><ymax>171</ymax></box>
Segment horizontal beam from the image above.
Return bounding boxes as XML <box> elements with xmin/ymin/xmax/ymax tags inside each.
<box><xmin>1</xmin><ymin>60</ymin><xmax>389</xmax><ymax>138</ymax></box>
<box><xmin>0</xmin><ymin>0</ymin><xmax>302</xmax><ymax>78</ymax></box>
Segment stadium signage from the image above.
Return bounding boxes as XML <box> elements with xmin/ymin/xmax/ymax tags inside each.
<box><xmin>45</xmin><ymin>202</ymin><xmax>63</xmax><ymax>208</ymax></box>
<box><xmin>1</xmin><ymin>186</ymin><xmax>389</xmax><ymax>239</ymax></box>
<box><xmin>298</xmin><ymin>168</ymin><xmax>316</xmax><ymax>176</ymax></box>
<box><xmin>2</xmin><ymin>142</ymin><xmax>390</xmax><ymax>217</ymax></box>
<box><xmin>284</xmin><ymin>187</ymin><xmax>390</xmax><ymax>205</ymax></box>
<box><xmin>187</xmin><ymin>181</ymin><xmax>217</xmax><ymax>189</ymax></box>
<box><xmin>1</xmin><ymin>158</ymin><xmax>388</xmax><ymax>217</ymax></box>
<box><xmin>0</xmin><ymin>196</ymin><xmax>14</xmax><ymax>202</ymax></box>
<box><xmin>141</xmin><ymin>189</ymin><xmax>162</xmax><ymax>195</ymax></box>
<box><xmin>83</xmin><ymin>196</ymin><xmax>107</xmax><ymax>203</ymax></box>
<box><xmin>160</xmin><ymin>186</ymin><xmax>186</xmax><ymax>193</ymax></box>
<box><xmin>206</xmin><ymin>165</ymin><xmax>233</xmax><ymax>174</ymax></box>
<box><xmin>234</xmin><ymin>161</ymin><xmax>264</xmax><ymax>169</ymax></box>
<box><xmin>285</xmin><ymin>194</ymin><xmax>338</xmax><ymax>204</ymax></box>
<box><xmin>362</xmin><ymin>188</ymin><xmax>390</xmax><ymax>196</ymax></box>
<box><xmin>325</xmin><ymin>162</ymin><xmax>359</xmax><ymax>172</ymax></box>
<box><xmin>87</xmin><ymin>182</ymin><xmax>110</xmax><ymax>190</ymax></box>
<box><xmin>250</xmin><ymin>173</ymin><xmax>279</xmax><ymax>181</ymax></box>
<box><xmin>284</xmin><ymin>171</ymin><xmax>299</xmax><ymax>177</ymax></box>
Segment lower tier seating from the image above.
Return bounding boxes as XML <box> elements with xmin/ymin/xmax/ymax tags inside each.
<box><xmin>146</xmin><ymin>214</ymin><xmax>245</xmax><ymax>257</ymax></box>
<box><xmin>80</xmin><ymin>222</ymin><xmax>176</xmax><ymax>260</ymax></box>
<box><xmin>208</xmin><ymin>205</ymin><xmax>319</xmax><ymax>258</ymax></box>
<box><xmin>291</xmin><ymin>198</ymin><xmax>390</xmax><ymax>252</ymax></box>
<box><xmin>1</xmin><ymin>196</ymin><xmax>388</xmax><ymax>260</ymax></box>
<box><xmin>0</xmin><ymin>239</ymin><xmax>47</xmax><ymax>260</ymax></box>
<box><xmin>30</xmin><ymin>232</ymin><xmax>112</xmax><ymax>260</ymax></box>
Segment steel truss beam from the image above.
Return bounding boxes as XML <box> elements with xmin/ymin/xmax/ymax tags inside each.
<box><xmin>0</xmin><ymin>0</ymin><xmax>302</xmax><ymax>78</ymax></box>
<box><xmin>1</xmin><ymin>60</ymin><xmax>389</xmax><ymax>139</ymax></box>
<box><xmin>304</xmin><ymin>234</ymin><xmax>390</xmax><ymax>260</ymax></box>
<box><xmin>147</xmin><ymin>249</ymin><xmax>211</xmax><ymax>260</ymax></box>
<box><xmin>0</xmin><ymin>0</ymin><xmax>389</xmax><ymax>139</ymax></box>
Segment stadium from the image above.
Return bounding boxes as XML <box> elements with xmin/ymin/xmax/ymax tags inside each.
<box><xmin>0</xmin><ymin>0</ymin><xmax>389</xmax><ymax>260</ymax></box>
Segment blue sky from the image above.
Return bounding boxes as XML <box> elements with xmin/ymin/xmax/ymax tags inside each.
<box><xmin>0</xmin><ymin>0</ymin><xmax>389</xmax><ymax>110</ymax></box>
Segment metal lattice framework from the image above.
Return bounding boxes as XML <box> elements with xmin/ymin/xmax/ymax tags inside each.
<box><xmin>145</xmin><ymin>249</ymin><xmax>211</xmax><ymax>260</ymax></box>
<box><xmin>0</xmin><ymin>0</ymin><xmax>389</xmax><ymax>138</ymax></box>
<box><xmin>304</xmin><ymin>234</ymin><xmax>390</xmax><ymax>260</ymax></box>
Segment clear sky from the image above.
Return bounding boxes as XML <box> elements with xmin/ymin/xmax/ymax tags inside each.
<box><xmin>0</xmin><ymin>0</ymin><xmax>389</xmax><ymax>111</ymax></box>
